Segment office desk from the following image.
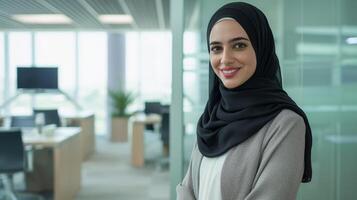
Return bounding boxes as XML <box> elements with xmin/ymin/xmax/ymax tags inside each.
<box><xmin>23</xmin><ymin>128</ymin><xmax>81</xmax><ymax>200</ymax></box>
<box><xmin>130</xmin><ymin>114</ymin><xmax>161</xmax><ymax>167</ymax></box>
<box><xmin>0</xmin><ymin>112</ymin><xmax>95</xmax><ymax>161</ymax></box>
<box><xmin>63</xmin><ymin>112</ymin><xmax>95</xmax><ymax>161</ymax></box>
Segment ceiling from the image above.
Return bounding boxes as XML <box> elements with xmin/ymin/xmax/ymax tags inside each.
<box><xmin>0</xmin><ymin>0</ymin><xmax>198</xmax><ymax>31</ymax></box>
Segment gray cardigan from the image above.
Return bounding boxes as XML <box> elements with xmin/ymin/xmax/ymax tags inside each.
<box><xmin>177</xmin><ymin>109</ymin><xmax>306</xmax><ymax>200</ymax></box>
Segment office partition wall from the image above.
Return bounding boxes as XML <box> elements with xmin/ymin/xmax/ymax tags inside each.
<box><xmin>170</xmin><ymin>0</ymin><xmax>184</xmax><ymax>199</ymax></box>
<box><xmin>0</xmin><ymin>33</ymin><xmax>4</xmax><ymax>105</ymax></box>
<box><xmin>172</xmin><ymin>0</ymin><xmax>357</xmax><ymax>199</ymax></box>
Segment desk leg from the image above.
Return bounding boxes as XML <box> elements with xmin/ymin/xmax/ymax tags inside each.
<box><xmin>54</xmin><ymin>134</ymin><xmax>81</xmax><ymax>200</ymax></box>
<box><xmin>132</xmin><ymin>122</ymin><xmax>144</xmax><ymax>167</ymax></box>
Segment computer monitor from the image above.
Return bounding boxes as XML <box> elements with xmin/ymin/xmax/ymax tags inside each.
<box><xmin>17</xmin><ymin>67</ymin><xmax>58</xmax><ymax>90</ymax></box>
<box><xmin>144</xmin><ymin>102</ymin><xmax>162</xmax><ymax>114</ymax></box>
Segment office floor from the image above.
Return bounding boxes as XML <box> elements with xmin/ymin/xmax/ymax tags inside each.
<box><xmin>7</xmin><ymin>131</ymin><xmax>170</xmax><ymax>200</ymax></box>
<box><xmin>76</xmin><ymin>132</ymin><xmax>170</xmax><ymax>200</ymax></box>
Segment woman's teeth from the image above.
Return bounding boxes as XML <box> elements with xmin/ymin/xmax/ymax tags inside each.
<box><xmin>222</xmin><ymin>69</ymin><xmax>237</xmax><ymax>74</ymax></box>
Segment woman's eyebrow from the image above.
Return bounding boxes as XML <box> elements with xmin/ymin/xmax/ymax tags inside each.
<box><xmin>210</xmin><ymin>37</ymin><xmax>249</xmax><ymax>46</ymax></box>
<box><xmin>229</xmin><ymin>37</ymin><xmax>249</xmax><ymax>43</ymax></box>
<box><xmin>209</xmin><ymin>41</ymin><xmax>221</xmax><ymax>46</ymax></box>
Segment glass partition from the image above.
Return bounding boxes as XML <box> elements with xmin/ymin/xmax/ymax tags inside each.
<box><xmin>182</xmin><ymin>0</ymin><xmax>207</xmax><ymax>171</ymax></box>
<box><xmin>178</xmin><ymin>0</ymin><xmax>357</xmax><ymax>199</ymax></box>
<box><xmin>0</xmin><ymin>33</ymin><xmax>4</xmax><ymax>105</ymax></box>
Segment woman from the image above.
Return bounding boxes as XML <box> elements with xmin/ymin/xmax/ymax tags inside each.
<box><xmin>177</xmin><ymin>2</ymin><xmax>312</xmax><ymax>200</ymax></box>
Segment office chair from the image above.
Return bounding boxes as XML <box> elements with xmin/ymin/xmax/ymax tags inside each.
<box><xmin>33</xmin><ymin>109</ymin><xmax>61</xmax><ymax>127</ymax></box>
<box><xmin>160</xmin><ymin>105</ymin><xmax>170</xmax><ymax>152</ymax></box>
<box><xmin>0</xmin><ymin>129</ymin><xmax>43</xmax><ymax>200</ymax></box>
<box><xmin>10</xmin><ymin>116</ymin><xmax>35</xmax><ymax>128</ymax></box>
<box><xmin>158</xmin><ymin>106</ymin><xmax>170</xmax><ymax>169</ymax></box>
<box><xmin>144</xmin><ymin>102</ymin><xmax>161</xmax><ymax>131</ymax></box>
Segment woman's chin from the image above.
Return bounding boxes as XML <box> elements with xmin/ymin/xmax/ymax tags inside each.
<box><xmin>222</xmin><ymin>80</ymin><xmax>242</xmax><ymax>89</ymax></box>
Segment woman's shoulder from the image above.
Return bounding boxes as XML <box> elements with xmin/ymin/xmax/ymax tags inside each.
<box><xmin>273</xmin><ymin>109</ymin><xmax>305</xmax><ymax>127</ymax></box>
<box><xmin>263</xmin><ymin>109</ymin><xmax>306</xmax><ymax>140</ymax></box>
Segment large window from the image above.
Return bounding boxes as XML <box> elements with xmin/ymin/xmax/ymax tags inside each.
<box><xmin>126</xmin><ymin>32</ymin><xmax>172</xmax><ymax>107</ymax></box>
<box><xmin>35</xmin><ymin>32</ymin><xmax>76</xmax><ymax>95</ymax></box>
<box><xmin>1</xmin><ymin>31</ymin><xmax>108</xmax><ymax>135</ymax></box>
<box><xmin>8</xmin><ymin>32</ymin><xmax>32</xmax><ymax>114</ymax></box>
<box><xmin>78</xmin><ymin>32</ymin><xmax>107</xmax><ymax>135</ymax></box>
<box><xmin>33</xmin><ymin>32</ymin><xmax>77</xmax><ymax>114</ymax></box>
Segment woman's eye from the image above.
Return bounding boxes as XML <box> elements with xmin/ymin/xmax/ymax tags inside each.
<box><xmin>233</xmin><ymin>42</ymin><xmax>247</xmax><ymax>49</ymax></box>
<box><xmin>210</xmin><ymin>46</ymin><xmax>222</xmax><ymax>52</ymax></box>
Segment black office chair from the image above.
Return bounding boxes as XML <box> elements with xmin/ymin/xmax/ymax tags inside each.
<box><xmin>33</xmin><ymin>109</ymin><xmax>61</xmax><ymax>127</ymax></box>
<box><xmin>10</xmin><ymin>116</ymin><xmax>35</xmax><ymax>128</ymax></box>
<box><xmin>156</xmin><ymin>105</ymin><xmax>170</xmax><ymax>170</ymax></box>
<box><xmin>160</xmin><ymin>105</ymin><xmax>170</xmax><ymax>150</ymax></box>
<box><xmin>0</xmin><ymin>129</ymin><xmax>43</xmax><ymax>200</ymax></box>
<box><xmin>144</xmin><ymin>102</ymin><xmax>161</xmax><ymax>131</ymax></box>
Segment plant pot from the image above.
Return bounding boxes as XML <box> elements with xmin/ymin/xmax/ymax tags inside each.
<box><xmin>111</xmin><ymin>117</ymin><xmax>129</xmax><ymax>142</ymax></box>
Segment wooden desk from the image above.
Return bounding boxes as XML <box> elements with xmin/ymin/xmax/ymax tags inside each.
<box><xmin>0</xmin><ymin>112</ymin><xmax>95</xmax><ymax>161</ymax></box>
<box><xmin>63</xmin><ymin>112</ymin><xmax>95</xmax><ymax>161</ymax></box>
<box><xmin>130</xmin><ymin>114</ymin><xmax>161</xmax><ymax>167</ymax></box>
<box><xmin>23</xmin><ymin>128</ymin><xmax>81</xmax><ymax>200</ymax></box>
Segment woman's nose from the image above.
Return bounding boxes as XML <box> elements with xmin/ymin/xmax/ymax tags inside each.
<box><xmin>220</xmin><ymin>49</ymin><xmax>235</xmax><ymax>65</ymax></box>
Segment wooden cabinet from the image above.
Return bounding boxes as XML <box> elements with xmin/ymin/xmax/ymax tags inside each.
<box><xmin>24</xmin><ymin>128</ymin><xmax>82</xmax><ymax>200</ymax></box>
<box><xmin>64</xmin><ymin>112</ymin><xmax>95</xmax><ymax>161</ymax></box>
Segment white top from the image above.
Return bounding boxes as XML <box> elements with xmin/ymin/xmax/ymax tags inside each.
<box><xmin>198</xmin><ymin>152</ymin><xmax>228</xmax><ymax>200</ymax></box>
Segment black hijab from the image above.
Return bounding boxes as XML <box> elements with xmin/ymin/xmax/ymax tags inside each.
<box><xmin>197</xmin><ymin>2</ymin><xmax>312</xmax><ymax>183</ymax></box>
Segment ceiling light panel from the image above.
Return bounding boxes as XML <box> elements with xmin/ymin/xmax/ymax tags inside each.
<box><xmin>98</xmin><ymin>14</ymin><xmax>133</xmax><ymax>24</ymax></box>
<box><xmin>12</xmin><ymin>14</ymin><xmax>72</xmax><ymax>24</ymax></box>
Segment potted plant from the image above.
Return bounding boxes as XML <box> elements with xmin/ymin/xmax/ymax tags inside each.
<box><xmin>109</xmin><ymin>89</ymin><xmax>134</xmax><ymax>142</ymax></box>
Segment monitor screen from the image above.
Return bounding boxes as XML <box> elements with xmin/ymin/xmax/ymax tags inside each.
<box><xmin>17</xmin><ymin>67</ymin><xmax>58</xmax><ymax>89</ymax></box>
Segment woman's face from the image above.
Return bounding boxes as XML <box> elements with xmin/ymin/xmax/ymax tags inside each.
<box><xmin>209</xmin><ymin>19</ymin><xmax>257</xmax><ymax>89</ymax></box>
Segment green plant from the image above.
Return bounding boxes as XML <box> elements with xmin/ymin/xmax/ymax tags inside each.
<box><xmin>108</xmin><ymin>89</ymin><xmax>135</xmax><ymax>117</ymax></box>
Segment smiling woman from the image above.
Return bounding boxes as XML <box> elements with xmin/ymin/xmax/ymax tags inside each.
<box><xmin>177</xmin><ymin>2</ymin><xmax>313</xmax><ymax>200</ymax></box>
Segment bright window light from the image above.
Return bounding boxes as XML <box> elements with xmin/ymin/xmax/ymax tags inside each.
<box><xmin>98</xmin><ymin>15</ymin><xmax>133</xmax><ymax>24</ymax></box>
<box><xmin>346</xmin><ymin>37</ymin><xmax>357</xmax><ymax>45</ymax></box>
<box><xmin>12</xmin><ymin>14</ymin><xmax>72</xmax><ymax>24</ymax></box>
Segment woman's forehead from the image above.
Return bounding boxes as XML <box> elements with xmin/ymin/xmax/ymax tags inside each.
<box><xmin>209</xmin><ymin>19</ymin><xmax>249</xmax><ymax>42</ymax></box>
<box><xmin>215</xmin><ymin>17</ymin><xmax>236</xmax><ymax>24</ymax></box>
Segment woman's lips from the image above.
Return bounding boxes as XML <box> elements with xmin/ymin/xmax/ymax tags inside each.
<box><xmin>220</xmin><ymin>67</ymin><xmax>240</xmax><ymax>79</ymax></box>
